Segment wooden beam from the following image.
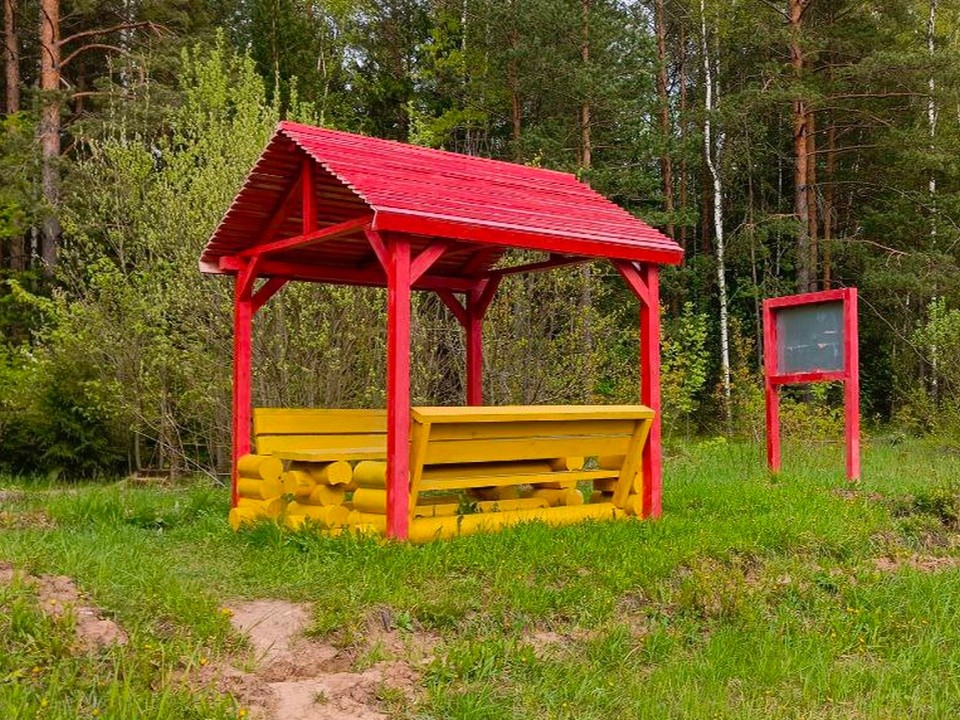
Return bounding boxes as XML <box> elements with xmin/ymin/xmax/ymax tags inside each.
<box><xmin>302</xmin><ymin>157</ymin><xmax>316</xmax><ymax>233</ymax></box>
<box><xmin>364</xmin><ymin>228</ymin><xmax>388</xmax><ymax>269</ymax></box>
<box><xmin>435</xmin><ymin>289</ymin><xmax>467</xmax><ymax>326</ymax></box>
<box><xmin>410</xmin><ymin>239</ymin><xmax>450</xmax><ymax>282</ymax></box>
<box><xmin>614</xmin><ymin>260</ymin><xmax>651</xmax><ymax>304</ymax></box>
<box><xmin>236</xmin><ymin>255</ymin><xmax>262</xmax><ymax>300</ymax></box>
<box><xmin>219</xmin><ymin>255</ymin><xmax>474</xmax><ymax>292</ymax></box>
<box><xmin>257</xmin><ymin>172</ymin><xmax>303</xmax><ymax>246</ymax></box>
<box><xmin>473</xmin><ymin>276</ymin><xmax>501</xmax><ymax>318</ymax></box>
<box><xmin>486</xmin><ymin>254</ymin><xmax>588</xmax><ymax>278</ymax></box>
<box><xmin>252</xmin><ymin>277</ymin><xmax>287</xmax><ymax>313</ymax></box>
<box><xmin>238</xmin><ymin>217</ymin><xmax>372</xmax><ymax>258</ymax></box>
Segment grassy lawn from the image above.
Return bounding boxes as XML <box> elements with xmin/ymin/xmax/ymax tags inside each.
<box><xmin>2</xmin><ymin>438</ymin><xmax>960</xmax><ymax>718</ymax></box>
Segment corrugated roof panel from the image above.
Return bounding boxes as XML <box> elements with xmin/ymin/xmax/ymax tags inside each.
<box><xmin>200</xmin><ymin>122</ymin><xmax>682</xmax><ymax>276</ymax></box>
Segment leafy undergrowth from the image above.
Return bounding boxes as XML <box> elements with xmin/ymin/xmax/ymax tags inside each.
<box><xmin>1</xmin><ymin>439</ymin><xmax>960</xmax><ymax>718</ymax></box>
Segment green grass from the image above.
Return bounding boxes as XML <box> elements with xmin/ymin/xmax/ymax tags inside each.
<box><xmin>2</xmin><ymin>438</ymin><xmax>960</xmax><ymax>718</ymax></box>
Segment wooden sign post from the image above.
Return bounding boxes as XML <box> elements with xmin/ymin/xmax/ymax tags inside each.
<box><xmin>763</xmin><ymin>288</ymin><xmax>860</xmax><ymax>481</ymax></box>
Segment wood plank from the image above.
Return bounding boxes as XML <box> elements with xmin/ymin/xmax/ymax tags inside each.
<box><xmin>412</xmin><ymin>405</ymin><xmax>654</xmax><ymax>424</ymax></box>
<box><xmin>256</xmin><ymin>434</ymin><xmax>387</xmax><ymax>454</ymax></box>
<box><xmin>611</xmin><ymin>419</ymin><xmax>652</xmax><ymax>508</ymax></box>
<box><xmin>427</xmin><ymin>419</ymin><xmax>638</xmax><ymax>442</ymax></box>
<box><xmin>423</xmin><ymin>435</ymin><xmax>633</xmax><ymax>465</ymax></box>
<box><xmin>270</xmin><ymin>447</ymin><xmax>386</xmax><ymax>462</ymax></box>
<box><xmin>253</xmin><ymin>408</ymin><xmax>386</xmax><ymax>435</ymax></box>
<box><xmin>418</xmin><ymin>469</ymin><xmax>616</xmax><ymax>492</ymax></box>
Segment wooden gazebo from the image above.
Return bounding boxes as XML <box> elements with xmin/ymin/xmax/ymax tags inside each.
<box><xmin>201</xmin><ymin>122</ymin><xmax>683</xmax><ymax>541</ymax></box>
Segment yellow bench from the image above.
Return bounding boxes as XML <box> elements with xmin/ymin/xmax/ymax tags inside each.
<box><xmin>242</xmin><ymin>405</ymin><xmax>654</xmax><ymax>541</ymax></box>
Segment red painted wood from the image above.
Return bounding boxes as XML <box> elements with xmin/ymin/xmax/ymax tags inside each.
<box><xmin>614</xmin><ymin>260</ymin><xmax>651</xmax><ymax>305</ymax></box>
<box><xmin>302</xmin><ymin>157</ymin><xmax>316</xmax><ymax>233</ymax></box>
<box><xmin>764</xmin><ymin>288</ymin><xmax>847</xmax><ymax>310</ymax></box>
<box><xmin>385</xmin><ymin>236</ymin><xmax>412</xmax><ymax>540</ymax></box>
<box><xmin>231</xmin><ymin>273</ymin><xmax>253</xmax><ymax>508</ymax></box>
<box><xmin>238</xmin><ymin>217</ymin><xmax>371</xmax><ymax>258</ymax></box>
<box><xmin>638</xmin><ymin>264</ymin><xmax>662</xmax><ymax>518</ymax></box>
<box><xmin>201</xmin><ymin>122</ymin><xmax>684</xmax><ymax>273</ymax></box>
<box><xmin>466</xmin><ymin>297</ymin><xmax>483</xmax><ymax>406</ymax></box>
<box><xmin>410</xmin><ymin>240</ymin><xmax>450</xmax><ymax>282</ymax></box>
<box><xmin>363</xmin><ymin>228</ymin><xmax>388</xmax><ymax>269</ymax></box>
<box><xmin>769</xmin><ymin>370</ymin><xmax>846</xmax><ymax>385</ymax></box>
<box><xmin>762</xmin><ymin>300</ymin><xmax>780</xmax><ymax>473</ymax></box>
<box><xmin>844</xmin><ymin>289</ymin><xmax>860</xmax><ymax>480</ymax></box>
<box><xmin>763</xmin><ymin>287</ymin><xmax>859</xmax><ymax>480</ymax></box>
<box><xmin>252</xmin><ymin>277</ymin><xmax>287</xmax><ymax>313</ymax></box>
<box><xmin>435</xmin><ymin>289</ymin><xmax>467</xmax><ymax>326</ymax></box>
<box><xmin>486</xmin><ymin>254</ymin><xmax>587</xmax><ymax>277</ymax></box>
<box><xmin>219</xmin><ymin>255</ymin><xmax>474</xmax><ymax>292</ymax></box>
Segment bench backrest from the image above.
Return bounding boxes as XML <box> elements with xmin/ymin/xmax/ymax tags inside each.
<box><xmin>410</xmin><ymin>405</ymin><xmax>654</xmax><ymax>465</ymax></box>
<box><xmin>253</xmin><ymin>408</ymin><xmax>386</xmax><ymax>455</ymax></box>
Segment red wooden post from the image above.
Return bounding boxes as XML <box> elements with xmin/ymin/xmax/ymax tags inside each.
<box><xmin>231</xmin><ymin>270</ymin><xmax>254</xmax><ymax>508</ymax></box>
<box><xmin>763</xmin><ymin>301</ymin><xmax>781</xmax><ymax>473</ymax></box>
<box><xmin>844</xmin><ymin>289</ymin><xmax>860</xmax><ymax>481</ymax></box>
<box><xmin>465</xmin><ymin>289</ymin><xmax>483</xmax><ymax>406</ymax></box>
<box><xmin>385</xmin><ymin>235</ymin><xmax>412</xmax><ymax>540</ymax></box>
<box><xmin>638</xmin><ymin>264</ymin><xmax>662</xmax><ymax>519</ymax></box>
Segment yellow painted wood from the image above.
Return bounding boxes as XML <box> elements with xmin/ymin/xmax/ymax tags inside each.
<box><xmin>253</xmin><ymin>408</ymin><xmax>386</xmax><ymax>435</ymax></box>
<box><xmin>590</xmin><ymin>490</ymin><xmax>612</xmax><ymax>504</ymax></box>
<box><xmin>423</xmin><ymin>435</ymin><xmax>632</xmax><ymax>465</ymax></box>
<box><xmin>284</xmin><ymin>515</ymin><xmax>348</xmax><ymax>533</ymax></box>
<box><xmin>283</xmin><ymin>470</ymin><xmax>315</xmax><ymax>497</ymax></box>
<box><xmin>286</xmin><ymin>502</ymin><xmax>351</xmax><ymax>526</ymax></box>
<box><xmin>597</xmin><ymin>455</ymin><xmax>625</xmax><ymax>470</ymax></box>
<box><xmin>407</xmin><ymin>420</ymin><xmax>432</xmax><ymax>520</ymax></box>
<box><xmin>593</xmin><ymin>474</ymin><xmax>641</xmax><ymax>494</ymax></box>
<box><xmin>611</xmin><ymin>419</ymin><xmax>652</xmax><ymax>508</ymax></box>
<box><xmin>418</xmin><ymin>469</ymin><xmax>616</xmax><ymax>493</ymax></box>
<box><xmin>237</xmin><ymin>476</ymin><xmax>283</xmax><ymax>501</ymax></box>
<box><xmin>412</xmin><ymin>405</ymin><xmax>654</xmax><ymax>424</ymax></box>
<box><xmin>353</xmin><ymin>461</ymin><xmax>387</xmax><ymax>488</ymax></box>
<box><xmin>255</xmin><ymin>434</ymin><xmax>388</xmax><ymax>455</ymax></box>
<box><xmin>228</xmin><ymin>506</ymin><xmax>276</xmax><ymax>531</ymax></box>
<box><xmin>424</xmin><ymin>461</ymin><xmax>553</xmax><ymax>479</ymax></box>
<box><xmin>267</xmin><ymin>447</ymin><xmax>385</xmax><ymax>462</ymax></box>
<box><xmin>345</xmin><ymin>511</ymin><xmax>387</xmax><ymax>530</ymax></box>
<box><xmin>407</xmin><ymin>503</ymin><xmax>624</xmax><ymax>543</ymax></box>
<box><xmin>527</xmin><ymin>487</ymin><xmax>584</xmax><ymax>507</ymax></box>
<box><xmin>532</xmin><ymin>477</ymin><xmax>577</xmax><ymax>490</ymax></box>
<box><xmin>352</xmin><ymin>488</ymin><xmax>388</xmax><ymax>514</ymax></box>
<box><xmin>236</xmin><ymin>497</ymin><xmax>285</xmax><ymax>516</ymax></box>
<box><xmin>427</xmin><ymin>420</ymin><xmax>638</xmax><ymax>442</ymax></box>
<box><xmin>289</xmin><ymin>460</ymin><xmax>353</xmax><ymax>486</ymax></box>
<box><xmin>549</xmin><ymin>457</ymin><xmax>585</xmax><ymax>471</ymax></box>
<box><xmin>469</xmin><ymin>486</ymin><xmax>521</xmax><ymax>501</ymax></box>
<box><xmin>622</xmin><ymin>494</ymin><xmax>643</xmax><ymax>516</ymax></box>
<box><xmin>305</xmin><ymin>484</ymin><xmax>347</xmax><ymax>507</ymax></box>
<box><xmin>236</xmin><ymin>454</ymin><xmax>283</xmax><ymax>482</ymax></box>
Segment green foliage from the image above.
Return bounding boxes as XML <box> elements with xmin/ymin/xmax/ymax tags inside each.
<box><xmin>661</xmin><ymin>302</ymin><xmax>709</xmax><ymax>435</ymax></box>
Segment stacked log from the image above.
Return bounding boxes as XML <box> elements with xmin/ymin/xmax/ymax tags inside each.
<box><xmin>283</xmin><ymin>461</ymin><xmax>353</xmax><ymax>529</ymax></box>
<box><xmin>523</xmin><ymin>457</ymin><xmax>584</xmax><ymax>506</ymax></box>
<box><xmin>229</xmin><ymin>455</ymin><xmax>285</xmax><ymax>529</ymax></box>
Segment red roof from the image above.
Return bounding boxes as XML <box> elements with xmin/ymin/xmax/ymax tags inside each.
<box><xmin>200</xmin><ymin>122</ymin><xmax>682</xmax><ymax>280</ymax></box>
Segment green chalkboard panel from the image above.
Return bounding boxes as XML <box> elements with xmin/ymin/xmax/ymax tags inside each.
<box><xmin>776</xmin><ymin>301</ymin><xmax>844</xmax><ymax>374</ymax></box>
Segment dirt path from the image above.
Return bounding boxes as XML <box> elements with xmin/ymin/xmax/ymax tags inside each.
<box><xmin>209</xmin><ymin>599</ymin><xmax>435</xmax><ymax>720</ymax></box>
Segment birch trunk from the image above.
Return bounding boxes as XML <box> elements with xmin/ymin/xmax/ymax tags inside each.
<box><xmin>700</xmin><ymin>0</ymin><xmax>731</xmax><ymax>418</ymax></box>
<box><xmin>928</xmin><ymin>0</ymin><xmax>939</xmax><ymax>403</ymax></box>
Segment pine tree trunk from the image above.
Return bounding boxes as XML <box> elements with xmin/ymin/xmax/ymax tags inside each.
<box><xmin>3</xmin><ymin>0</ymin><xmax>18</xmax><ymax>114</ymax></box>
<box><xmin>806</xmin><ymin>109</ymin><xmax>818</xmax><ymax>289</ymax></box>
<box><xmin>823</xmin><ymin>119</ymin><xmax>835</xmax><ymax>288</ymax></box>
<box><xmin>39</xmin><ymin>0</ymin><xmax>60</xmax><ymax>271</ymax></box>
<box><xmin>790</xmin><ymin>0</ymin><xmax>810</xmax><ymax>292</ymax></box>
<box><xmin>678</xmin><ymin>21</ymin><xmax>688</xmax><ymax>251</ymax></box>
<box><xmin>655</xmin><ymin>0</ymin><xmax>674</xmax><ymax>237</ymax></box>
<box><xmin>580</xmin><ymin>0</ymin><xmax>594</xmax><ymax>400</ymax></box>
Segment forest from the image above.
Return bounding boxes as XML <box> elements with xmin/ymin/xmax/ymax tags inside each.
<box><xmin>1</xmin><ymin>0</ymin><xmax>958</xmax><ymax>478</ymax></box>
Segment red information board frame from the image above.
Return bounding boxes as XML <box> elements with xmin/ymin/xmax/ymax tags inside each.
<box><xmin>763</xmin><ymin>288</ymin><xmax>860</xmax><ymax>480</ymax></box>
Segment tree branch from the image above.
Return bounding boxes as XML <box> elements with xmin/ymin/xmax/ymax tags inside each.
<box><xmin>61</xmin><ymin>43</ymin><xmax>127</xmax><ymax>68</ymax></box>
<box><xmin>59</xmin><ymin>21</ymin><xmax>163</xmax><ymax>46</ymax></box>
